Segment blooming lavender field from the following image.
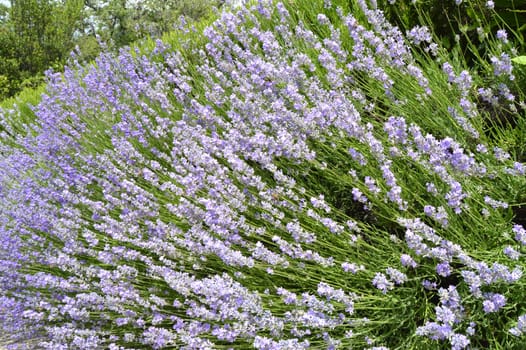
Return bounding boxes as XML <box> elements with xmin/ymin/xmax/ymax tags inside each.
<box><xmin>1</xmin><ymin>0</ymin><xmax>526</xmax><ymax>348</ymax></box>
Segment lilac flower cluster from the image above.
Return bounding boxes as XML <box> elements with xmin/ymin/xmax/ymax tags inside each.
<box><xmin>416</xmin><ymin>286</ymin><xmax>470</xmax><ymax>349</ymax></box>
<box><xmin>406</xmin><ymin>25</ymin><xmax>432</xmax><ymax>46</ymax></box>
<box><xmin>509</xmin><ymin>314</ymin><xmax>526</xmax><ymax>337</ymax></box>
<box><xmin>490</xmin><ymin>53</ymin><xmax>515</xmax><ymax>80</ymax></box>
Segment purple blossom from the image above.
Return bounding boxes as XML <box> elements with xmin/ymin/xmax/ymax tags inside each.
<box><xmin>422</xmin><ymin>280</ymin><xmax>437</xmax><ymax>290</ymax></box>
<box><xmin>450</xmin><ymin>333</ymin><xmax>470</xmax><ymax>350</ymax></box>
<box><xmin>461</xmin><ymin>270</ymin><xmax>482</xmax><ymax>297</ymax></box>
<box><xmin>438</xmin><ymin>285</ymin><xmax>462</xmax><ymax>310</ymax></box>
<box><xmin>456</xmin><ymin>71</ymin><xmax>473</xmax><ymax>94</ymax></box>
<box><xmin>317</xmin><ymin>13</ymin><xmax>330</xmax><ymax>26</ymax></box>
<box><xmin>372</xmin><ymin>273</ymin><xmax>394</xmax><ymax>294</ymax></box>
<box><xmin>466</xmin><ymin>322</ymin><xmax>476</xmax><ymax>336</ymax></box>
<box><xmin>508</xmin><ymin>162</ymin><xmax>526</xmax><ymax>175</ymax></box>
<box><xmin>435</xmin><ymin>305</ymin><xmax>456</xmax><ymax>325</ymax></box>
<box><xmin>400</xmin><ymin>254</ymin><xmax>417</xmax><ymax>268</ymax></box>
<box><xmin>342</xmin><ymin>262</ymin><xmax>365</xmax><ymax>273</ymax></box>
<box><xmin>436</xmin><ymin>262</ymin><xmax>452</xmax><ymax>277</ymax></box>
<box><xmin>498</xmin><ymin>83</ymin><xmax>515</xmax><ymax>102</ymax></box>
<box><xmin>442</xmin><ymin>62</ymin><xmax>456</xmax><ymax>83</ymax></box>
<box><xmin>276</xmin><ymin>287</ymin><xmax>298</xmax><ymax>305</ymax></box>
<box><xmin>491</xmin><ymin>53</ymin><xmax>514</xmax><ymax>80</ymax></box>
<box><xmin>416</xmin><ymin>321</ymin><xmax>452</xmax><ymax>340</ymax></box>
<box><xmin>513</xmin><ymin>224</ymin><xmax>526</xmax><ymax>245</ymax></box>
<box><xmin>352</xmin><ymin>187</ymin><xmax>369</xmax><ymax>204</ymax></box>
<box><xmin>364</xmin><ymin>176</ymin><xmax>381</xmax><ymax>195</ymax></box>
<box><xmin>386</xmin><ymin>267</ymin><xmax>407</xmax><ymax>284</ymax></box>
<box><xmin>0</xmin><ymin>1</ymin><xmax>524</xmax><ymax>348</ymax></box>
<box><xmin>476</xmin><ymin>144</ymin><xmax>488</xmax><ymax>153</ymax></box>
<box><xmin>286</xmin><ymin>221</ymin><xmax>316</xmax><ymax>244</ymax></box>
<box><xmin>426</xmin><ymin>182</ymin><xmax>439</xmax><ymax>195</ymax></box>
<box><xmin>510</xmin><ymin>314</ymin><xmax>526</xmax><ymax>336</ymax></box>
<box><xmin>310</xmin><ymin>194</ymin><xmax>331</xmax><ymax>213</ymax></box>
<box><xmin>384</xmin><ymin>116</ymin><xmax>408</xmax><ymax>144</ymax></box>
<box><xmin>503</xmin><ymin>246</ymin><xmax>520</xmax><ymax>260</ymax></box>
<box><xmin>484</xmin><ymin>196</ymin><xmax>509</xmax><ymax>209</ymax></box>
<box><xmin>423</xmin><ymin>205</ymin><xmax>449</xmax><ymax>227</ymax></box>
<box><xmin>348</xmin><ymin>147</ymin><xmax>367</xmax><ymax>165</ymax></box>
<box><xmin>482</xmin><ymin>293</ymin><xmax>506</xmax><ymax>313</ymax></box>
<box><xmin>496</xmin><ymin>29</ymin><xmax>508</xmax><ymax>44</ymax></box>
<box><xmin>445</xmin><ymin>181</ymin><xmax>467</xmax><ymax>214</ymax></box>
<box><xmin>406</xmin><ymin>25</ymin><xmax>432</xmax><ymax>45</ymax></box>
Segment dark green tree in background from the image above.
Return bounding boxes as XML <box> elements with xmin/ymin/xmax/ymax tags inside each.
<box><xmin>0</xmin><ymin>0</ymin><xmax>219</xmax><ymax>100</ymax></box>
<box><xmin>0</xmin><ymin>0</ymin><xmax>84</xmax><ymax>99</ymax></box>
<box><xmin>83</xmin><ymin>0</ymin><xmax>217</xmax><ymax>47</ymax></box>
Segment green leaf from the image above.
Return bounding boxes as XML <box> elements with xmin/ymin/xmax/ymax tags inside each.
<box><xmin>512</xmin><ymin>56</ymin><xmax>526</xmax><ymax>65</ymax></box>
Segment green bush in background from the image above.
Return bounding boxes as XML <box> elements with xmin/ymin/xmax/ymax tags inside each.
<box><xmin>0</xmin><ymin>0</ymin><xmax>221</xmax><ymax>102</ymax></box>
<box><xmin>379</xmin><ymin>0</ymin><xmax>526</xmax><ymax>59</ymax></box>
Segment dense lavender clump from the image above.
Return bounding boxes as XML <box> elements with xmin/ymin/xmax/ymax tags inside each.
<box><xmin>1</xmin><ymin>0</ymin><xmax>526</xmax><ymax>349</ymax></box>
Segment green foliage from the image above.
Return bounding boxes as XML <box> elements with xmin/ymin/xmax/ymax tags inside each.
<box><xmin>0</xmin><ymin>2</ymin><xmax>220</xmax><ymax>118</ymax></box>
<box><xmin>379</xmin><ymin>0</ymin><xmax>526</xmax><ymax>59</ymax></box>
<box><xmin>0</xmin><ymin>83</ymin><xmax>44</xmax><ymax>137</ymax></box>
<box><xmin>0</xmin><ymin>0</ymin><xmax>84</xmax><ymax>100</ymax></box>
<box><xmin>72</xmin><ymin>36</ymin><xmax>104</xmax><ymax>64</ymax></box>
<box><xmin>0</xmin><ymin>84</ymin><xmax>44</xmax><ymax>112</ymax></box>
<box><xmin>82</xmin><ymin>0</ymin><xmax>220</xmax><ymax>52</ymax></box>
<box><xmin>512</xmin><ymin>55</ymin><xmax>526</xmax><ymax>64</ymax></box>
<box><xmin>492</xmin><ymin>0</ymin><xmax>526</xmax><ymax>42</ymax></box>
<box><xmin>10</xmin><ymin>0</ymin><xmax>84</xmax><ymax>71</ymax></box>
<box><xmin>0</xmin><ymin>0</ymin><xmax>220</xmax><ymax>101</ymax></box>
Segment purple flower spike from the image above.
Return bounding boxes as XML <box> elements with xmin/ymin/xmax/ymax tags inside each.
<box><xmin>510</xmin><ymin>315</ymin><xmax>526</xmax><ymax>336</ymax></box>
<box><xmin>450</xmin><ymin>333</ymin><xmax>470</xmax><ymax>350</ymax></box>
<box><xmin>513</xmin><ymin>224</ymin><xmax>526</xmax><ymax>245</ymax></box>
<box><xmin>372</xmin><ymin>273</ymin><xmax>394</xmax><ymax>294</ymax></box>
<box><xmin>400</xmin><ymin>254</ymin><xmax>417</xmax><ymax>268</ymax></box>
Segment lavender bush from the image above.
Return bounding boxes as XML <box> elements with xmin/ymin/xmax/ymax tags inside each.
<box><xmin>1</xmin><ymin>0</ymin><xmax>526</xmax><ymax>348</ymax></box>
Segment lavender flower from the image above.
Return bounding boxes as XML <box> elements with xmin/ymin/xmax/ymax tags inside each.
<box><xmin>510</xmin><ymin>314</ymin><xmax>526</xmax><ymax>336</ymax></box>
<box><xmin>445</xmin><ymin>181</ymin><xmax>467</xmax><ymax>214</ymax></box>
<box><xmin>372</xmin><ymin>273</ymin><xmax>394</xmax><ymax>294</ymax></box>
<box><xmin>384</xmin><ymin>116</ymin><xmax>408</xmax><ymax>144</ymax></box>
<box><xmin>0</xmin><ymin>1</ymin><xmax>525</xmax><ymax>348</ymax></box>
<box><xmin>426</xmin><ymin>182</ymin><xmax>439</xmax><ymax>195</ymax></box>
<box><xmin>513</xmin><ymin>224</ymin><xmax>526</xmax><ymax>245</ymax></box>
<box><xmin>422</xmin><ymin>280</ymin><xmax>437</xmax><ymax>290</ymax></box>
<box><xmin>435</xmin><ymin>305</ymin><xmax>457</xmax><ymax>325</ymax></box>
<box><xmin>466</xmin><ymin>322</ymin><xmax>476</xmax><ymax>336</ymax></box>
<box><xmin>482</xmin><ymin>293</ymin><xmax>506</xmax><ymax>313</ymax></box>
<box><xmin>496</xmin><ymin>29</ymin><xmax>508</xmax><ymax>44</ymax></box>
<box><xmin>491</xmin><ymin>53</ymin><xmax>514</xmax><ymax>80</ymax></box>
<box><xmin>406</xmin><ymin>26</ymin><xmax>432</xmax><ymax>45</ymax></box>
<box><xmin>386</xmin><ymin>267</ymin><xmax>407</xmax><ymax>284</ymax></box>
<box><xmin>503</xmin><ymin>246</ymin><xmax>520</xmax><ymax>260</ymax></box>
<box><xmin>436</xmin><ymin>262</ymin><xmax>452</xmax><ymax>277</ymax></box>
<box><xmin>416</xmin><ymin>322</ymin><xmax>452</xmax><ymax>340</ymax></box>
<box><xmin>450</xmin><ymin>333</ymin><xmax>470</xmax><ymax>350</ymax></box>
<box><xmin>461</xmin><ymin>270</ymin><xmax>482</xmax><ymax>297</ymax></box>
<box><xmin>424</xmin><ymin>205</ymin><xmax>449</xmax><ymax>227</ymax></box>
<box><xmin>484</xmin><ymin>196</ymin><xmax>509</xmax><ymax>209</ymax></box>
<box><xmin>400</xmin><ymin>254</ymin><xmax>417</xmax><ymax>268</ymax></box>
<box><xmin>342</xmin><ymin>262</ymin><xmax>365</xmax><ymax>274</ymax></box>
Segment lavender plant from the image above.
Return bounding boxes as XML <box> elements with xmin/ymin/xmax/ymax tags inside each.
<box><xmin>1</xmin><ymin>0</ymin><xmax>526</xmax><ymax>349</ymax></box>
